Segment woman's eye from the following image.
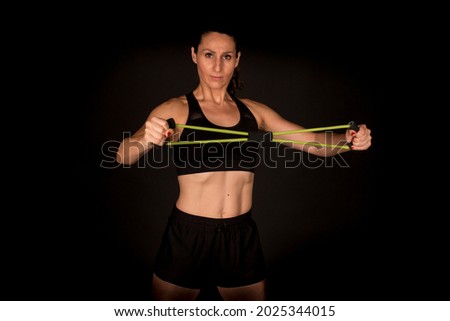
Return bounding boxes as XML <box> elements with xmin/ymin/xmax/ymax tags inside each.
<box><xmin>205</xmin><ymin>53</ymin><xmax>213</xmax><ymax>58</ymax></box>
<box><xmin>223</xmin><ymin>55</ymin><xmax>232</xmax><ymax>60</ymax></box>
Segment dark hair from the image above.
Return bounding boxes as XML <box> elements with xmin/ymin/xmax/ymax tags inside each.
<box><xmin>191</xmin><ymin>27</ymin><xmax>243</xmax><ymax>95</ymax></box>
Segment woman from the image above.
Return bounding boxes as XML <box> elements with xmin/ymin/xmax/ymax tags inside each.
<box><xmin>115</xmin><ymin>28</ymin><xmax>372</xmax><ymax>300</ymax></box>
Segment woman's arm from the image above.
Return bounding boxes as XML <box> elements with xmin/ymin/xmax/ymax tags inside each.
<box><xmin>115</xmin><ymin>97</ymin><xmax>186</xmax><ymax>165</ymax></box>
<box><xmin>243</xmin><ymin>99</ymin><xmax>372</xmax><ymax>157</ymax></box>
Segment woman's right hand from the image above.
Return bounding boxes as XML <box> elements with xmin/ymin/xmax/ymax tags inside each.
<box><xmin>143</xmin><ymin>117</ymin><xmax>174</xmax><ymax>146</ymax></box>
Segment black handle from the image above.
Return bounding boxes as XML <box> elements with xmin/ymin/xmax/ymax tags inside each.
<box><xmin>348</xmin><ymin>121</ymin><xmax>359</xmax><ymax>133</ymax></box>
<box><xmin>167</xmin><ymin>118</ymin><xmax>176</xmax><ymax>129</ymax></box>
<box><xmin>347</xmin><ymin>121</ymin><xmax>359</xmax><ymax>150</ymax></box>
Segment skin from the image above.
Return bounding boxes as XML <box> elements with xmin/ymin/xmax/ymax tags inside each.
<box><xmin>116</xmin><ymin>31</ymin><xmax>372</xmax><ymax>300</ymax></box>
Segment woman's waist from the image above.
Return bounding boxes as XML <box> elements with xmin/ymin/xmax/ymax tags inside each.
<box><xmin>170</xmin><ymin>206</ymin><xmax>253</xmax><ymax>226</ymax></box>
<box><xmin>175</xmin><ymin>192</ymin><xmax>253</xmax><ymax>218</ymax></box>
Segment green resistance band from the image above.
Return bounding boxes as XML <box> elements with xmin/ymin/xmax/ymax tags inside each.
<box><xmin>165</xmin><ymin>118</ymin><xmax>358</xmax><ymax>150</ymax></box>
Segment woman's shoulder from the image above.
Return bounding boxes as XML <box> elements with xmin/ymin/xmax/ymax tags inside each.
<box><xmin>148</xmin><ymin>95</ymin><xmax>189</xmax><ymax>120</ymax></box>
<box><xmin>239</xmin><ymin>97</ymin><xmax>276</xmax><ymax>115</ymax></box>
<box><xmin>238</xmin><ymin>98</ymin><xmax>280</xmax><ymax>130</ymax></box>
<box><xmin>154</xmin><ymin>94</ymin><xmax>188</xmax><ymax>112</ymax></box>
<box><xmin>161</xmin><ymin>94</ymin><xmax>188</xmax><ymax>108</ymax></box>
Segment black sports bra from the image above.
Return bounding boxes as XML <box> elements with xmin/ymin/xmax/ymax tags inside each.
<box><xmin>172</xmin><ymin>92</ymin><xmax>262</xmax><ymax>175</ymax></box>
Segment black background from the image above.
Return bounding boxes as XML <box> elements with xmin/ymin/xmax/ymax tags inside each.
<box><xmin>5</xmin><ymin>9</ymin><xmax>447</xmax><ymax>301</ymax></box>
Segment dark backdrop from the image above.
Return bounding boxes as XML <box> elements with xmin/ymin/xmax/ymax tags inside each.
<box><xmin>6</xmin><ymin>12</ymin><xmax>447</xmax><ymax>301</ymax></box>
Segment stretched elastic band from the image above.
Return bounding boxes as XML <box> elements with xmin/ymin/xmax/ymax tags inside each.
<box><xmin>166</xmin><ymin>118</ymin><xmax>356</xmax><ymax>149</ymax></box>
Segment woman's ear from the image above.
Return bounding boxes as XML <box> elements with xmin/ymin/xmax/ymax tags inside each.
<box><xmin>191</xmin><ymin>47</ymin><xmax>197</xmax><ymax>64</ymax></box>
<box><xmin>235</xmin><ymin>51</ymin><xmax>241</xmax><ymax>68</ymax></box>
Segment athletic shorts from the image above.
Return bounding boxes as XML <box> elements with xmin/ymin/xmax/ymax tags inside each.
<box><xmin>153</xmin><ymin>206</ymin><xmax>267</xmax><ymax>289</ymax></box>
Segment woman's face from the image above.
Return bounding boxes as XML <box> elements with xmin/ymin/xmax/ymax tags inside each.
<box><xmin>191</xmin><ymin>32</ymin><xmax>240</xmax><ymax>91</ymax></box>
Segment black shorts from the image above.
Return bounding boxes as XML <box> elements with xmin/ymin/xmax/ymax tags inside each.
<box><xmin>153</xmin><ymin>207</ymin><xmax>267</xmax><ymax>289</ymax></box>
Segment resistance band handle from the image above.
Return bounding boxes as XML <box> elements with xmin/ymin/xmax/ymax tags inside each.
<box><xmin>348</xmin><ymin>121</ymin><xmax>359</xmax><ymax>133</ymax></box>
<box><xmin>161</xmin><ymin>118</ymin><xmax>177</xmax><ymax>146</ymax></box>
<box><xmin>167</xmin><ymin>118</ymin><xmax>176</xmax><ymax>129</ymax></box>
<box><xmin>347</xmin><ymin>121</ymin><xmax>359</xmax><ymax>150</ymax></box>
